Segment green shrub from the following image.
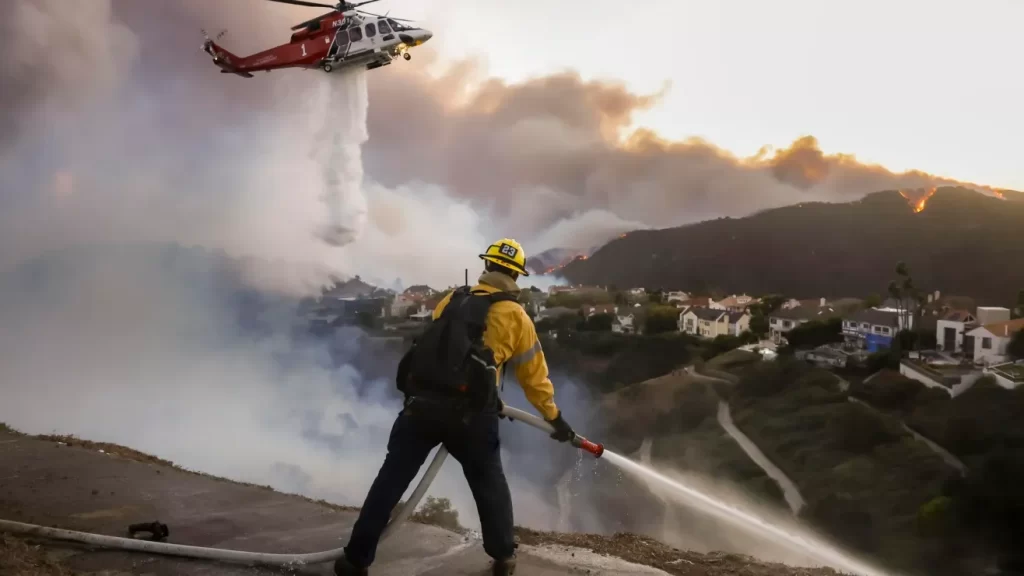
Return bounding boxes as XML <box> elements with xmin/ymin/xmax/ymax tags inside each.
<box><xmin>828</xmin><ymin>403</ymin><xmax>901</xmax><ymax>454</ymax></box>
<box><xmin>409</xmin><ymin>497</ymin><xmax>463</xmax><ymax>533</ymax></box>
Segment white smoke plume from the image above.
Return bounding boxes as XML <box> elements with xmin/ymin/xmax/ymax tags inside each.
<box><xmin>0</xmin><ymin>0</ymin><xmax>589</xmax><ymax>539</ymax></box>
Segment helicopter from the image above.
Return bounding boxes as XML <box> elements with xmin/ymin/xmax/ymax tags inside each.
<box><xmin>201</xmin><ymin>0</ymin><xmax>432</xmax><ymax>78</ymax></box>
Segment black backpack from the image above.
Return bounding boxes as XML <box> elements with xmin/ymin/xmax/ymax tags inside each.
<box><xmin>396</xmin><ymin>286</ymin><xmax>518</xmax><ymax>411</ymax></box>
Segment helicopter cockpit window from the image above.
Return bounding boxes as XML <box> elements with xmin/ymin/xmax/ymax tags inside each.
<box><xmin>349</xmin><ymin>26</ymin><xmax>363</xmax><ymax>42</ymax></box>
<box><xmin>378</xmin><ymin>19</ymin><xmax>391</xmax><ymax>34</ymax></box>
<box><xmin>388</xmin><ymin>19</ymin><xmax>410</xmax><ymax>31</ymax></box>
<box><xmin>366</xmin><ymin>22</ymin><xmax>376</xmax><ymax>37</ymax></box>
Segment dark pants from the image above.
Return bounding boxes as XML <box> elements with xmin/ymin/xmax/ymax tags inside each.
<box><xmin>344</xmin><ymin>401</ymin><xmax>515</xmax><ymax>568</ymax></box>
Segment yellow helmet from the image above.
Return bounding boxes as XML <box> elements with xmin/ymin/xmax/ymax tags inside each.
<box><xmin>479</xmin><ymin>238</ymin><xmax>530</xmax><ymax>277</ymax></box>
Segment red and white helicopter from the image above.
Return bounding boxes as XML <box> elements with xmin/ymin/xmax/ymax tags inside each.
<box><xmin>202</xmin><ymin>0</ymin><xmax>432</xmax><ymax>77</ymax></box>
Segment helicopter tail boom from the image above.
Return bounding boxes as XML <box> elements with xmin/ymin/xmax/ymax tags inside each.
<box><xmin>203</xmin><ymin>40</ymin><xmax>255</xmax><ymax>78</ymax></box>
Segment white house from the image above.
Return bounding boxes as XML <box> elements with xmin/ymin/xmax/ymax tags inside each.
<box><xmin>935</xmin><ymin>309</ymin><xmax>978</xmax><ymax>354</ymax></box>
<box><xmin>409</xmin><ymin>306</ymin><xmax>433</xmax><ymax>322</ymax></box>
<box><xmin>665</xmin><ymin>291</ymin><xmax>690</xmax><ymax>303</ymax></box>
<box><xmin>966</xmin><ymin>318</ymin><xmax>1024</xmax><ymax>366</ymax></box>
<box><xmin>726</xmin><ymin>311</ymin><xmax>752</xmax><ymax>336</ymax></box>
<box><xmin>612</xmin><ymin>313</ymin><xmax>636</xmax><ymax>334</ymax></box>
<box><xmin>679</xmin><ymin>307</ymin><xmax>742</xmax><ymax>339</ymax></box>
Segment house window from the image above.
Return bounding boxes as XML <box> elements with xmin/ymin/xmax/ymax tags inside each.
<box><xmin>882</xmin><ymin>327</ymin><xmax>890</xmax><ymax>335</ymax></box>
<box><xmin>861</xmin><ymin>323</ymin><xmax>869</xmax><ymax>330</ymax></box>
<box><xmin>770</xmin><ymin>318</ymin><xmax>778</xmax><ymax>325</ymax></box>
<box><xmin>783</xmin><ymin>320</ymin><xmax>793</xmax><ymax>328</ymax></box>
<box><xmin>982</xmin><ymin>337</ymin><xmax>992</xmax><ymax>350</ymax></box>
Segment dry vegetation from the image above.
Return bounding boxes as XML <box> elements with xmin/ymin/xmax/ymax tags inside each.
<box><xmin>515</xmin><ymin>529</ymin><xmax>841</xmax><ymax>576</ymax></box>
<box><xmin>0</xmin><ymin>535</ymin><xmax>78</xmax><ymax>576</ymax></box>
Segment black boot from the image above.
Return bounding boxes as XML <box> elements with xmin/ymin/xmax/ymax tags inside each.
<box><xmin>492</xmin><ymin>555</ymin><xmax>517</xmax><ymax>576</ymax></box>
<box><xmin>333</xmin><ymin>554</ymin><xmax>368</xmax><ymax>576</ymax></box>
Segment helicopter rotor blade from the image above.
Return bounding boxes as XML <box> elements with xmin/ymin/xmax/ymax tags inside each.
<box><xmin>265</xmin><ymin>0</ymin><xmax>337</xmax><ymax>8</ymax></box>
<box><xmin>358</xmin><ymin>9</ymin><xmax>415</xmax><ymax>21</ymax></box>
<box><xmin>350</xmin><ymin>0</ymin><xmax>381</xmax><ymax>7</ymax></box>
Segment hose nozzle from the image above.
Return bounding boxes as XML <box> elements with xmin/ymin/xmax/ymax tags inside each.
<box><xmin>571</xmin><ymin>434</ymin><xmax>605</xmax><ymax>458</ymax></box>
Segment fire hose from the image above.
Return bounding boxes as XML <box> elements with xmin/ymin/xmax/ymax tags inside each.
<box><xmin>0</xmin><ymin>405</ymin><xmax>603</xmax><ymax>568</ymax></box>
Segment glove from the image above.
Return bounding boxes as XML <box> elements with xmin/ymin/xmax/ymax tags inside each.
<box><xmin>547</xmin><ymin>411</ymin><xmax>576</xmax><ymax>443</ymax></box>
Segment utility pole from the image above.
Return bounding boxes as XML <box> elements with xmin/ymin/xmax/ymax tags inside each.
<box><xmin>464</xmin><ymin>268</ymin><xmax>468</xmax><ymax>287</ymax></box>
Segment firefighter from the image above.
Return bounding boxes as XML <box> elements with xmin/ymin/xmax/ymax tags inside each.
<box><xmin>334</xmin><ymin>238</ymin><xmax>576</xmax><ymax>576</ymax></box>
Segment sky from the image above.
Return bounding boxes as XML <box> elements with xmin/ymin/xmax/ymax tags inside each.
<box><xmin>0</xmin><ymin>0</ymin><xmax>1019</xmax><ymax>284</ymax></box>
<box><xmin>396</xmin><ymin>0</ymin><xmax>1022</xmax><ymax>190</ymax></box>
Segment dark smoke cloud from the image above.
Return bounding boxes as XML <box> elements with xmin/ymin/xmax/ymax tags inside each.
<box><xmin>363</xmin><ymin>60</ymin><xmax>965</xmax><ymax>249</ymax></box>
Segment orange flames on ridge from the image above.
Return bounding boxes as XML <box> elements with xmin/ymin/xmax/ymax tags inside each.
<box><xmin>898</xmin><ymin>187</ymin><xmax>937</xmax><ymax>213</ymax></box>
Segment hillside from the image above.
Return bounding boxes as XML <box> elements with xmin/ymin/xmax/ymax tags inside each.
<box><xmin>560</xmin><ymin>187</ymin><xmax>1024</xmax><ymax>305</ymax></box>
<box><xmin>0</xmin><ymin>424</ymin><xmax>843</xmax><ymax>576</ymax></box>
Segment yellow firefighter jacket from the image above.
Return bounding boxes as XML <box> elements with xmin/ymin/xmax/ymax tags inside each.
<box><xmin>432</xmin><ymin>271</ymin><xmax>559</xmax><ymax>421</ymax></box>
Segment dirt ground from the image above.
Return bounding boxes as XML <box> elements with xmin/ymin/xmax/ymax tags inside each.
<box><xmin>0</xmin><ymin>425</ymin><xmax>848</xmax><ymax>576</ymax></box>
<box><xmin>515</xmin><ymin>529</ymin><xmax>843</xmax><ymax>576</ymax></box>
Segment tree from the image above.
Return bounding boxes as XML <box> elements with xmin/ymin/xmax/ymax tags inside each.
<box><xmin>645</xmin><ymin>306</ymin><xmax>679</xmax><ymax>334</ymax></box>
<box><xmin>1015</xmin><ymin>290</ymin><xmax>1024</xmax><ymax>318</ymax></box>
<box><xmin>888</xmin><ymin>262</ymin><xmax>919</xmax><ymax>331</ymax></box>
<box><xmin>581</xmin><ymin>313</ymin><xmax>614</xmax><ymax>332</ymax></box>
<box><xmin>1009</xmin><ymin>329</ymin><xmax>1024</xmax><ymax>360</ymax></box>
<box><xmin>785</xmin><ymin>317</ymin><xmax>843</xmax><ymax>349</ymax></box>
<box><xmin>749</xmin><ymin>314</ymin><xmax>770</xmax><ymax>337</ymax></box>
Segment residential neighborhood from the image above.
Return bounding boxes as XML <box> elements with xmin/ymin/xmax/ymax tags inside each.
<box><xmin>306</xmin><ymin>274</ymin><xmax>1024</xmax><ymax>391</ymax></box>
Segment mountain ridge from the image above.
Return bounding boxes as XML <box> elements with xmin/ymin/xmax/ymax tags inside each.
<box><xmin>559</xmin><ymin>187</ymin><xmax>1024</xmax><ymax>305</ymax></box>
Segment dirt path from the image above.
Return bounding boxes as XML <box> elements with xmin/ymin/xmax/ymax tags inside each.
<box><xmin>686</xmin><ymin>367</ymin><xmax>806</xmax><ymax>515</ymax></box>
<box><xmin>716</xmin><ymin>402</ymin><xmax>806</xmax><ymax>514</ymax></box>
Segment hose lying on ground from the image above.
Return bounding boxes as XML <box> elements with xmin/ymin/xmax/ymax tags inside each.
<box><xmin>0</xmin><ymin>405</ymin><xmax>602</xmax><ymax>567</ymax></box>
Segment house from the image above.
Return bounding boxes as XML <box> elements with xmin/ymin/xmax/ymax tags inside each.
<box><xmin>585</xmin><ymin>304</ymin><xmax>618</xmax><ymax>317</ymax></box>
<box><xmin>715</xmin><ymin>294</ymin><xmax>759</xmax><ymax>313</ymax></box>
<box><xmin>725</xmin><ymin>311</ymin><xmax>752</xmax><ymax>336</ymax></box>
<box><xmin>966</xmin><ymin>318</ymin><xmax>1024</xmax><ymax>366</ymax></box>
<box><xmin>403</xmin><ymin>285</ymin><xmax>437</xmax><ymax>300</ymax></box>
<box><xmin>409</xmin><ymin>307</ymin><xmax>433</xmax><ymax>322</ymax></box>
<box><xmin>976</xmin><ymin>306</ymin><xmax>1012</xmax><ymax>325</ymax></box>
<box><xmin>612</xmin><ymin>313</ymin><xmax>636</xmax><ymax>334</ymax></box>
<box><xmin>665</xmin><ymin>291</ymin><xmax>690</xmax><ymax>303</ymax></box>
<box><xmin>390</xmin><ymin>294</ymin><xmax>418</xmax><ymax>318</ymax></box>
<box><xmin>842</xmin><ymin>309</ymin><xmax>901</xmax><ymax>352</ymax></box>
<box><xmin>686</xmin><ymin>296</ymin><xmax>714</xmax><ymax>308</ymax></box>
<box><xmin>769</xmin><ymin>305</ymin><xmax>837</xmax><ymax>344</ymax></box>
<box><xmin>798</xmin><ymin>347</ymin><xmax>848</xmax><ymax>368</ymax></box>
<box><xmin>628</xmin><ymin>288</ymin><xmax>646</xmax><ymax>297</ymax></box>
<box><xmin>936</xmin><ymin>309</ymin><xmax>978</xmax><ymax>354</ymax></box>
<box><xmin>679</xmin><ymin>307</ymin><xmax>733</xmax><ymax>338</ymax></box>
<box><xmin>536</xmin><ymin>306</ymin><xmax>578</xmax><ymax>321</ymax></box>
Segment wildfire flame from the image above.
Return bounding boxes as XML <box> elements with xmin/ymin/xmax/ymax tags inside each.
<box><xmin>978</xmin><ymin>185</ymin><xmax>1006</xmax><ymax>200</ymax></box>
<box><xmin>898</xmin><ymin>187</ymin><xmax>937</xmax><ymax>213</ymax></box>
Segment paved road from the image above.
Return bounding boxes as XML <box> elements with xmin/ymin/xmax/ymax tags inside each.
<box><xmin>0</xmin><ymin>430</ymin><xmax>665</xmax><ymax>576</ymax></box>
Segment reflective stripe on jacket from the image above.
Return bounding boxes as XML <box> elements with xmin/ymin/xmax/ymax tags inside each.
<box><xmin>432</xmin><ymin>271</ymin><xmax>559</xmax><ymax>421</ymax></box>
